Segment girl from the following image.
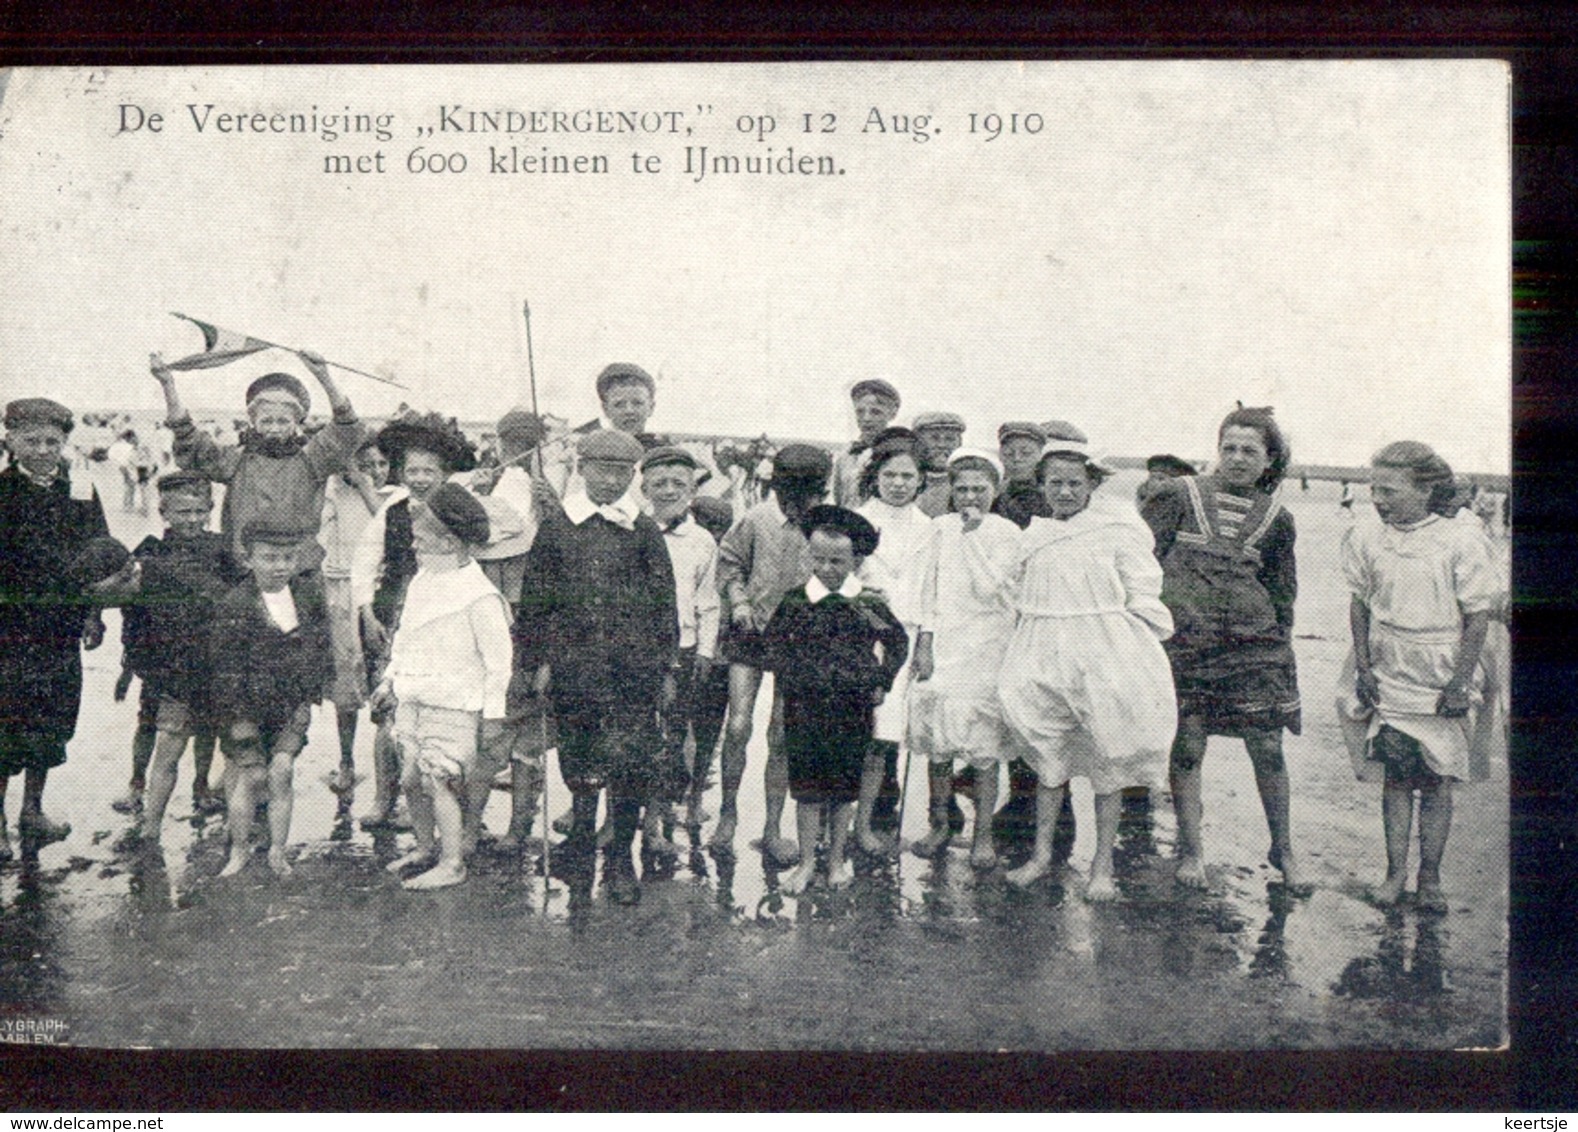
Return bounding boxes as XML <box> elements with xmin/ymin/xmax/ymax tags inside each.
<box><xmin>1336</xmin><ymin>442</ymin><xmax>1495</xmax><ymax>912</ymax></box>
<box><xmin>998</xmin><ymin>440</ymin><xmax>1176</xmax><ymax>898</ymax></box>
<box><xmin>854</xmin><ymin>428</ymin><xmax>937</xmax><ymax>855</ymax></box>
<box><xmin>908</xmin><ymin>448</ymin><xmax>1023</xmax><ymax>868</ymax></box>
<box><xmin>1141</xmin><ymin>406</ymin><xmax>1308</xmax><ymax>892</ymax></box>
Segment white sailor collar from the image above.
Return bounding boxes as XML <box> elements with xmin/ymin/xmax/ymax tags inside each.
<box><xmin>806</xmin><ymin>574</ymin><xmax>865</xmax><ymax>604</ymax></box>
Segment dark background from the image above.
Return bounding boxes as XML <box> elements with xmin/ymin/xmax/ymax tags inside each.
<box><xmin>0</xmin><ymin>2</ymin><xmax>1572</xmax><ymax>1112</ymax></box>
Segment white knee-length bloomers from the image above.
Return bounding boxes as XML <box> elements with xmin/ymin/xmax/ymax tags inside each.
<box><xmin>997</xmin><ymin>496</ymin><xmax>1178</xmax><ymax>794</ymax></box>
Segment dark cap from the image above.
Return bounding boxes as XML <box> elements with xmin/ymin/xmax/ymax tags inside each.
<box><xmin>72</xmin><ymin>536</ymin><xmax>130</xmax><ymax>586</ymax></box>
<box><xmin>690</xmin><ymin>494</ymin><xmax>735</xmax><ymax>538</ymax></box>
<box><xmin>577</xmin><ymin>428</ymin><xmax>645</xmax><ymax>465</ymax></box>
<box><xmin>424</xmin><ymin>482</ymin><xmax>491</xmax><ymax>547</ymax></box>
<box><xmin>245</xmin><ymin>373</ymin><xmax>312</xmax><ymax>416</ymax></box>
<box><xmin>799</xmin><ymin>504</ymin><xmax>880</xmax><ymax>558</ymax></box>
<box><xmin>997</xmin><ymin>421</ymin><xmax>1047</xmax><ymax>446</ymax></box>
<box><xmin>912</xmin><ymin>411</ymin><xmax>966</xmax><ymax>434</ymax></box>
<box><xmin>1039</xmin><ymin>419</ymin><xmax>1088</xmax><ymax>445</ymax></box>
<box><xmin>640</xmin><ymin>445</ymin><xmax>701</xmax><ymax>474</ymax></box>
<box><xmin>595</xmin><ymin>363</ymin><xmax>656</xmax><ymax>400</ymax></box>
<box><xmin>868</xmin><ymin>426</ymin><xmax>919</xmax><ymax>451</ymax></box>
<box><xmin>1145</xmin><ymin>453</ymin><xmax>1197</xmax><ymax>478</ymax></box>
<box><xmin>241</xmin><ymin>513</ymin><xmax>314</xmax><ymax>547</ymax></box>
<box><xmin>156</xmin><ymin>470</ymin><xmax>213</xmax><ymax>497</ymax></box>
<box><xmin>376</xmin><ymin>412</ymin><xmax>479</xmax><ymax>473</ymax></box>
<box><xmin>850</xmin><ymin>379</ymin><xmax>901</xmax><ymax>406</ymax></box>
<box><xmin>496</xmin><ymin>408</ymin><xmax>547</xmax><ymax>455</ymax></box>
<box><xmin>770</xmin><ymin>443</ymin><xmax>833</xmax><ymax>484</ymax></box>
<box><xmin>5</xmin><ymin>397</ymin><xmax>74</xmax><ymax>435</ymax></box>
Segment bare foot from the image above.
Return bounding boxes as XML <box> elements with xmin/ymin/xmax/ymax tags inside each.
<box><xmin>386</xmin><ymin>848</ymin><xmax>435</xmax><ymax>874</ymax></box>
<box><xmin>137</xmin><ymin>823</ymin><xmax>162</xmax><ymax>847</ymax></box>
<box><xmin>17</xmin><ymin>812</ymin><xmax>71</xmax><ymax>845</ymax></box>
<box><xmin>1415</xmin><ymin>880</ymin><xmax>1448</xmax><ymax>914</ymax></box>
<box><xmin>685</xmin><ymin>800</ymin><xmax>712</xmax><ymax>827</ymax></box>
<box><xmin>644</xmin><ymin>828</ymin><xmax>681</xmax><ymax>860</ymax></box>
<box><xmin>780</xmin><ymin>861</ymin><xmax>817</xmax><ymax>895</ymax></box>
<box><xmin>110</xmin><ymin>788</ymin><xmax>144</xmax><ymax>815</ymax></box>
<box><xmin>761</xmin><ymin>833</ymin><xmax>801</xmax><ymax>866</ymax></box>
<box><xmin>1174</xmin><ymin>855</ymin><xmax>1208</xmax><ymax>889</ymax></box>
<box><xmin>1085</xmin><ymin>870</ymin><xmax>1119</xmax><ymax>902</ymax></box>
<box><xmin>969</xmin><ymin>843</ymin><xmax>999</xmax><ymax>870</ymax></box>
<box><xmin>708</xmin><ymin>811</ymin><xmax>737</xmax><ymax>851</ymax></box>
<box><xmin>219</xmin><ymin>854</ymin><xmax>247</xmax><ymax>878</ymax></box>
<box><xmin>403</xmin><ymin>861</ymin><xmax>467</xmax><ymax>890</ymax></box>
<box><xmin>1274</xmin><ymin>849</ymin><xmax>1313</xmax><ymax>895</ymax></box>
<box><xmin>551</xmin><ymin>807</ymin><xmax>575</xmax><ymax>836</ymax></box>
<box><xmin>267</xmin><ymin>848</ymin><xmax>293</xmax><ymax>877</ymax></box>
<box><xmin>909</xmin><ymin>825</ymin><xmax>952</xmax><ymax>859</ymax></box>
<box><xmin>827</xmin><ymin>859</ymin><xmax>855</xmax><ymax>889</ymax></box>
<box><xmin>1005</xmin><ymin>853</ymin><xmax>1053</xmax><ymax>888</ymax></box>
<box><xmin>1369</xmin><ymin>872</ymin><xmax>1408</xmax><ymax>906</ymax></box>
<box><xmin>857</xmin><ymin>828</ymin><xmax>896</xmax><ymax>858</ymax></box>
<box><xmin>494</xmin><ymin>829</ymin><xmax>527</xmax><ymax>853</ymax></box>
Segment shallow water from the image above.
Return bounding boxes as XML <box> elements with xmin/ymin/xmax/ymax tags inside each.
<box><xmin>0</xmin><ymin>471</ymin><xmax>1508</xmax><ymax>1050</ymax></box>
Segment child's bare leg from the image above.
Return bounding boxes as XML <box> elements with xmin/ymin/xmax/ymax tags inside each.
<box><xmin>359</xmin><ymin>719</ymin><xmax>400</xmax><ymax>827</ymax></box>
<box><xmin>711</xmin><ymin>663</ymin><xmax>761</xmax><ymax>850</ymax></box>
<box><xmin>760</xmin><ymin>688</ymin><xmax>798</xmax><ymax>865</ymax></box>
<box><xmin>387</xmin><ymin>760</ymin><xmax>437</xmax><ymax>872</ymax></box>
<box><xmin>781</xmin><ymin>800</ymin><xmax>821</xmax><ymax>895</ymax></box>
<box><xmin>18</xmin><ymin>766</ymin><xmax>69</xmax><ymax>841</ymax></box>
<box><xmin>0</xmin><ymin>776</ymin><xmax>12</xmax><ymax>860</ymax></box>
<box><xmin>265</xmin><ymin>750</ymin><xmax>297</xmax><ymax>876</ymax></box>
<box><xmin>1169</xmin><ymin>717</ymin><xmax>1208</xmax><ymax>888</ymax></box>
<box><xmin>910</xmin><ymin>761</ymin><xmax>955</xmax><ymax>857</ymax></box>
<box><xmin>405</xmin><ymin>775</ymin><xmax>468</xmax><ymax>889</ymax></box>
<box><xmin>1005</xmin><ymin>782</ymin><xmax>1066</xmax><ymax>886</ymax></box>
<box><xmin>497</xmin><ymin>759</ymin><xmax>541</xmax><ymax>850</ymax></box>
<box><xmin>139</xmin><ymin>729</ymin><xmax>190</xmax><ymax>842</ymax></box>
<box><xmin>1246</xmin><ymin>729</ymin><xmax>1309</xmax><ymax>891</ymax></box>
<box><xmin>826</xmin><ymin>801</ymin><xmax>856</xmax><ymax>888</ymax></box>
<box><xmin>970</xmin><ymin>763</ymin><xmax>1000</xmax><ymax>869</ymax></box>
<box><xmin>1086</xmin><ymin>791</ymin><xmax>1121</xmax><ymax>902</ymax></box>
<box><xmin>330</xmin><ymin>706</ymin><xmax>359</xmax><ymax>792</ymax></box>
<box><xmin>461</xmin><ymin>771</ymin><xmax>494</xmax><ymax>858</ymax></box>
<box><xmin>220</xmin><ymin>767</ymin><xmax>262</xmax><ymax>876</ymax></box>
<box><xmin>114</xmin><ymin>714</ymin><xmax>158</xmax><ymax>812</ymax></box>
<box><xmin>192</xmin><ymin>731</ymin><xmax>218</xmax><ymax>801</ymax></box>
<box><xmin>1375</xmin><ymin>774</ymin><xmax>1415</xmax><ymax>905</ymax></box>
<box><xmin>856</xmin><ymin>744</ymin><xmax>896</xmax><ymax>856</ymax></box>
<box><xmin>643</xmin><ymin>800</ymin><xmax>680</xmax><ymax>858</ymax></box>
<box><xmin>1415</xmin><ymin>777</ymin><xmax>1453</xmax><ymax>913</ymax></box>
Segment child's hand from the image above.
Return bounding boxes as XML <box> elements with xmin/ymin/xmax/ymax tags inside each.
<box><xmin>533</xmin><ymin>663</ymin><xmax>551</xmax><ymax>697</ymax></box>
<box><xmin>959</xmin><ymin>505</ymin><xmax>984</xmax><ymax>533</ymax></box>
<box><xmin>360</xmin><ymin>607</ymin><xmax>390</xmax><ymax>654</ymax></box>
<box><xmin>911</xmin><ymin>637</ymin><xmax>935</xmax><ymax>682</ymax></box>
<box><xmin>731</xmin><ymin>602</ymin><xmax>754</xmax><ymax>633</ymax></box>
<box><xmin>368</xmin><ymin>683</ymin><xmax>398</xmax><ymax>717</ymax></box>
<box><xmin>870</xmin><ymin>688</ymin><xmax>886</xmax><ymax>707</ymax></box>
<box><xmin>297</xmin><ymin>349</ymin><xmax>331</xmax><ymax>381</ymax></box>
<box><xmin>1436</xmin><ymin>681</ymin><xmax>1471</xmax><ymax>718</ymax></box>
<box><xmin>148</xmin><ymin>353</ymin><xmax>175</xmax><ymax>386</ymax></box>
<box><xmin>693</xmin><ymin>654</ymin><xmax>713</xmax><ymax>685</ymax></box>
<box><xmin>1355</xmin><ymin>666</ymin><xmax>1381</xmax><ymax>710</ymax></box>
<box><xmin>81</xmin><ymin>616</ymin><xmax>105</xmax><ymax>651</ymax></box>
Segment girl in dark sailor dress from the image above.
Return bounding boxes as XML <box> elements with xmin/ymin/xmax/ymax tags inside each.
<box><xmin>1142</xmin><ymin>405</ymin><xmax>1310</xmax><ymax>893</ymax></box>
<box><xmin>0</xmin><ymin>398</ymin><xmax>112</xmax><ymax>857</ymax></box>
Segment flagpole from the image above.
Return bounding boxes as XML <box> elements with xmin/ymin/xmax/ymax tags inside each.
<box><xmin>169</xmin><ymin>312</ymin><xmax>411</xmax><ymax>391</ymax></box>
<box><xmin>522</xmin><ymin>301</ymin><xmax>543</xmax><ymax>477</ymax></box>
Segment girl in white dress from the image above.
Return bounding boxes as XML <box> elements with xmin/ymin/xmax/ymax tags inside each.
<box><xmin>909</xmin><ymin>449</ymin><xmax>1023</xmax><ymax>868</ymax></box>
<box><xmin>998</xmin><ymin>442</ymin><xmax>1178</xmax><ymax>899</ymax></box>
<box><xmin>853</xmin><ymin>430</ymin><xmax>936</xmax><ymax>855</ymax></box>
<box><xmin>1336</xmin><ymin>441</ymin><xmax>1496</xmax><ymax>912</ymax></box>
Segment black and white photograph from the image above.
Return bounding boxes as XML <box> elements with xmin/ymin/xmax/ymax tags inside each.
<box><xmin>0</xmin><ymin>61</ymin><xmax>1511</xmax><ymax>1055</ymax></box>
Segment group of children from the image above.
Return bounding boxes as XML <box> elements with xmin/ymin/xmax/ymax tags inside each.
<box><xmin>0</xmin><ymin>359</ymin><xmax>1507</xmax><ymax>916</ymax></box>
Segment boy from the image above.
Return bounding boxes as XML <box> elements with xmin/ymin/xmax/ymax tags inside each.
<box><xmin>912</xmin><ymin>411</ymin><xmax>967</xmax><ymax>518</ymax></box>
<box><xmin>832</xmin><ymin>379</ymin><xmax>902</xmax><ymax>507</ymax></box>
<box><xmin>712</xmin><ymin>444</ymin><xmax>833</xmax><ymax>864</ymax></box>
<box><xmin>763</xmin><ymin>506</ymin><xmax>909</xmax><ymax>895</ymax></box>
<box><xmin>129</xmin><ymin>472</ymin><xmax>242</xmax><ymax>842</ymax></box>
<box><xmin>211</xmin><ymin>516</ymin><xmax>332</xmax><ymax>878</ymax></box>
<box><xmin>516</xmin><ymin>429</ymin><xmax>679</xmax><ymax>905</ymax></box>
<box><xmin>641</xmin><ymin>446</ymin><xmax>727</xmax><ymax>847</ymax></box>
<box><xmin>991</xmin><ymin>421</ymin><xmax>1049</xmax><ymax>529</ymax></box>
<box><xmin>375</xmin><ymin>484</ymin><xmax>513</xmax><ymax>890</ymax></box>
<box><xmin>0</xmin><ymin>398</ymin><xmax>112</xmax><ymax>856</ymax></box>
<box><xmin>151</xmin><ymin>349</ymin><xmax>367</xmax><ymax>569</ymax></box>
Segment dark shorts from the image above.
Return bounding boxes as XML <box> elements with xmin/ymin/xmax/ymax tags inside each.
<box><xmin>0</xmin><ymin>731</ymin><xmax>68</xmax><ymax>777</ymax></box>
<box><xmin>783</xmin><ymin>691</ymin><xmax>871</xmax><ymax>805</ymax></box>
<box><xmin>1171</xmin><ymin>649</ymin><xmax>1302</xmax><ymax>738</ymax></box>
<box><xmin>220</xmin><ymin>705</ymin><xmax>312</xmax><ymax>770</ymax></box>
<box><xmin>1371</xmin><ymin>725</ymin><xmax>1442</xmax><ymax>789</ymax></box>
<box><xmin>156</xmin><ymin>696</ymin><xmax>219</xmax><ymax>740</ymax></box>
<box><xmin>554</xmin><ymin>696</ymin><xmax>662</xmax><ymax>798</ymax></box>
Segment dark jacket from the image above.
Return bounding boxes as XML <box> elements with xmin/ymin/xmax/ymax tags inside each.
<box><xmin>122</xmin><ymin>530</ymin><xmax>242</xmax><ymax>708</ymax></box>
<box><xmin>210</xmin><ymin>571</ymin><xmax>331</xmax><ymax>729</ymax></box>
<box><xmin>761</xmin><ymin>585</ymin><xmax>909</xmax><ymax>704</ymax></box>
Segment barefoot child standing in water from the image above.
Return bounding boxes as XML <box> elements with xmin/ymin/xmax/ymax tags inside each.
<box><xmin>211</xmin><ymin>518</ymin><xmax>331</xmax><ymax>878</ymax></box>
<box><xmin>762</xmin><ymin>506</ymin><xmax>909</xmax><ymax>895</ymax></box>
<box><xmin>1337</xmin><ymin>442</ymin><xmax>1495</xmax><ymax>912</ymax></box>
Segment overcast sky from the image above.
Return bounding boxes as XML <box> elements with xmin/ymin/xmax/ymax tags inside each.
<box><xmin>0</xmin><ymin>61</ymin><xmax>1509</xmax><ymax>472</ymax></box>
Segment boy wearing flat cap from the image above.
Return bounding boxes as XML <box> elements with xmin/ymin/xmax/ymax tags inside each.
<box><xmin>912</xmin><ymin>411</ymin><xmax>967</xmax><ymax>518</ymax></box>
<box><xmin>211</xmin><ymin>515</ymin><xmax>332</xmax><ymax>878</ymax></box>
<box><xmin>151</xmin><ymin>349</ymin><xmax>367</xmax><ymax>570</ymax></box>
<box><xmin>992</xmin><ymin>421</ymin><xmax>1051</xmax><ymax>529</ymax></box>
<box><xmin>0</xmin><ymin>398</ymin><xmax>113</xmax><ymax>856</ymax></box>
<box><xmin>641</xmin><ymin>445</ymin><xmax>726</xmax><ymax>846</ymax></box>
<box><xmin>373</xmin><ymin>484</ymin><xmax>513</xmax><ymax>890</ymax></box>
<box><xmin>712</xmin><ymin>443</ymin><xmax>832</xmax><ymax>863</ymax></box>
<box><xmin>833</xmin><ymin>379</ymin><xmax>902</xmax><ymax>508</ymax></box>
<box><xmin>126</xmin><ymin>472</ymin><xmax>244</xmax><ymax>843</ymax></box>
<box><xmin>516</xmin><ymin>429</ymin><xmax>680</xmax><ymax>905</ymax></box>
<box><xmin>762</xmin><ymin>505</ymin><xmax>909</xmax><ymax>894</ymax></box>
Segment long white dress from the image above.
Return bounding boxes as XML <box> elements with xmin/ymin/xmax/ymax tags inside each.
<box><xmin>997</xmin><ymin>496</ymin><xmax>1178</xmax><ymax>794</ymax></box>
<box><xmin>1335</xmin><ymin>513</ymin><xmax>1499</xmax><ymax>782</ymax></box>
<box><xmin>855</xmin><ymin>497</ymin><xmax>936</xmax><ymax>743</ymax></box>
<box><xmin>908</xmin><ymin>512</ymin><xmax>1023</xmax><ymax>768</ymax></box>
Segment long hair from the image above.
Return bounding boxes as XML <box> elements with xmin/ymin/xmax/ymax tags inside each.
<box><xmin>1372</xmin><ymin>440</ymin><xmax>1459</xmax><ymax>516</ymax></box>
<box><xmin>857</xmin><ymin>434</ymin><xmax>922</xmax><ymax>502</ymax></box>
<box><xmin>1217</xmin><ymin>405</ymin><xmax>1289</xmax><ymax>493</ymax></box>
